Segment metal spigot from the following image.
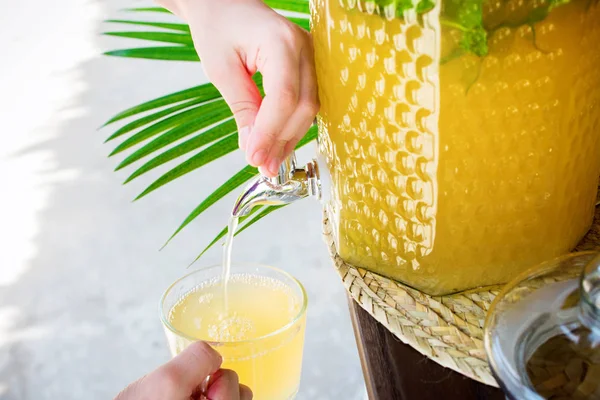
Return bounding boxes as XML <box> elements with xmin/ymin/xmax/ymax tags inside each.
<box><xmin>232</xmin><ymin>151</ymin><xmax>321</xmax><ymax>217</ymax></box>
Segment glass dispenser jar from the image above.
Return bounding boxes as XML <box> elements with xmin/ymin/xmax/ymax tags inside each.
<box><xmin>310</xmin><ymin>0</ymin><xmax>600</xmax><ymax>295</ymax></box>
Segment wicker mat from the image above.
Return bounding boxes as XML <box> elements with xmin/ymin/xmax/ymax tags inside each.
<box><xmin>324</xmin><ymin>191</ymin><xmax>600</xmax><ymax>387</ymax></box>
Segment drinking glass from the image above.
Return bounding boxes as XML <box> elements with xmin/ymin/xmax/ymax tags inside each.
<box><xmin>160</xmin><ymin>263</ymin><xmax>308</xmax><ymax>400</ymax></box>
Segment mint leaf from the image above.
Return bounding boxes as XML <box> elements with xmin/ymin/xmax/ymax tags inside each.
<box><xmin>486</xmin><ymin>0</ymin><xmax>572</xmax><ymax>54</ymax></box>
<box><xmin>548</xmin><ymin>0</ymin><xmax>570</xmax><ymax>9</ymax></box>
<box><xmin>460</xmin><ymin>25</ymin><xmax>488</xmax><ymax>56</ymax></box>
<box><xmin>396</xmin><ymin>0</ymin><xmax>414</xmax><ymax>17</ymax></box>
<box><xmin>350</xmin><ymin>0</ymin><xmax>574</xmax><ymax>61</ymax></box>
<box><xmin>442</xmin><ymin>0</ymin><xmax>487</xmax><ymax>56</ymax></box>
<box><xmin>373</xmin><ymin>0</ymin><xmax>418</xmax><ymax>18</ymax></box>
<box><xmin>526</xmin><ymin>7</ymin><xmax>550</xmax><ymax>23</ymax></box>
<box><xmin>516</xmin><ymin>0</ymin><xmax>570</xmax><ymax>26</ymax></box>
<box><xmin>416</xmin><ymin>0</ymin><xmax>435</xmax><ymax>13</ymax></box>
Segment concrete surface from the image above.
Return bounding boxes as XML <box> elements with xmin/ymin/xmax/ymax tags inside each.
<box><xmin>0</xmin><ymin>0</ymin><xmax>365</xmax><ymax>398</ymax></box>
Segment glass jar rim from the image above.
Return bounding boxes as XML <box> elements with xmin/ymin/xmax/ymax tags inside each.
<box><xmin>159</xmin><ymin>262</ymin><xmax>308</xmax><ymax>347</ymax></box>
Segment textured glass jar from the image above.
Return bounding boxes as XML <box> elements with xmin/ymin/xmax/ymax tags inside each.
<box><xmin>311</xmin><ymin>0</ymin><xmax>600</xmax><ymax>295</ymax></box>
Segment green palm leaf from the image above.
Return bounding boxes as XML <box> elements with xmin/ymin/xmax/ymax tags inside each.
<box><xmin>126</xmin><ymin>3</ymin><xmax>310</xmax><ymax>14</ymax></box>
<box><xmin>287</xmin><ymin>17</ymin><xmax>310</xmax><ymax>30</ymax></box>
<box><xmin>188</xmin><ymin>206</ymin><xmax>261</xmax><ymax>266</ymax></box>
<box><xmin>104</xmin><ymin>3</ymin><xmax>310</xmax><ymax>62</ymax></box>
<box><xmin>105</xmin><ymin>75</ymin><xmax>262</xmax><ymax>125</ymax></box>
<box><xmin>105</xmin><ymin>19</ymin><xmax>190</xmax><ymax>32</ymax></box>
<box><xmin>265</xmin><ymin>0</ymin><xmax>310</xmax><ymax>13</ymax></box>
<box><xmin>109</xmin><ymin>100</ymin><xmax>228</xmax><ymax>156</ymax></box>
<box><xmin>104</xmin><ymin>46</ymin><xmax>199</xmax><ymax>61</ymax></box>
<box><xmin>105</xmin><ymin>97</ymin><xmax>204</xmax><ymax>142</ymax></box>
<box><xmin>104</xmin><ymin>84</ymin><xmax>220</xmax><ymax>125</ymax></box>
<box><xmin>104</xmin><ymin>31</ymin><xmax>194</xmax><ymax>46</ymax></box>
<box><xmin>175</xmin><ymin>125</ymin><xmax>318</xmax><ymax>254</ymax></box>
<box><xmin>294</xmin><ymin>124</ymin><xmax>318</xmax><ymax>147</ymax></box>
<box><xmin>116</xmin><ymin>105</ymin><xmax>233</xmax><ymax>170</ymax></box>
<box><xmin>135</xmin><ymin>133</ymin><xmax>239</xmax><ymax>200</ymax></box>
<box><xmin>125</xmin><ymin>7</ymin><xmax>171</xmax><ymax>13</ymax></box>
<box><xmin>121</xmin><ymin>119</ymin><xmax>237</xmax><ymax>181</ymax></box>
<box><xmin>164</xmin><ymin>165</ymin><xmax>258</xmax><ymax>248</ymax></box>
<box><xmin>191</xmin><ymin>205</ymin><xmax>286</xmax><ymax>265</ymax></box>
<box><xmin>234</xmin><ymin>205</ymin><xmax>287</xmax><ymax>237</ymax></box>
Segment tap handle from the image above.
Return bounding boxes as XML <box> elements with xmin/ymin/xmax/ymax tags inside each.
<box><xmin>232</xmin><ymin>150</ymin><xmax>320</xmax><ymax>217</ymax></box>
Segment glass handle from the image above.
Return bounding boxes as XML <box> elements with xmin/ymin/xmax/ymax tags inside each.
<box><xmin>579</xmin><ymin>254</ymin><xmax>600</xmax><ymax>334</ymax></box>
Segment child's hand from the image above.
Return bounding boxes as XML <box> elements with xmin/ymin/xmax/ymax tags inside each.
<box><xmin>158</xmin><ymin>0</ymin><xmax>319</xmax><ymax>177</ymax></box>
<box><xmin>114</xmin><ymin>341</ymin><xmax>252</xmax><ymax>400</ymax></box>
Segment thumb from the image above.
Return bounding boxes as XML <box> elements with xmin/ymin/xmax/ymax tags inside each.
<box><xmin>153</xmin><ymin>341</ymin><xmax>223</xmax><ymax>398</ymax></box>
<box><xmin>204</xmin><ymin>57</ymin><xmax>262</xmax><ymax>151</ymax></box>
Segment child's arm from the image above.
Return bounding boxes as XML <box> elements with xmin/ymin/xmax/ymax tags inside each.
<box><xmin>157</xmin><ymin>0</ymin><xmax>319</xmax><ymax>177</ymax></box>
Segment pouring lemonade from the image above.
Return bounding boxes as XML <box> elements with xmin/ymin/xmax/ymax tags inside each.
<box><xmin>161</xmin><ymin>216</ymin><xmax>307</xmax><ymax>400</ymax></box>
<box><xmin>164</xmin><ymin>267</ymin><xmax>307</xmax><ymax>400</ymax></box>
<box><xmin>161</xmin><ymin>262</ymin><xmax>307</xmax><ymax>400</ymax></box>
<box><xmin>159</xmin><ymin>0</ymin><xmax>600</xmax><ymax>397</ymax></box>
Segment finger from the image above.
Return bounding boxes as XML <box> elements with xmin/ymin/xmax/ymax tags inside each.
<box><xmin>205</xmin><ymin>369</ymin><xmax>241</xmax><ymax>400</ymax></box>
<box><xmin>264</xmin><ymin>44</ymin><xmax>319</xmax><ymax>176</ymax></box>
<box><xmin>288</xmin><ymin>38</ymin><xmax>319</xmax><ymax>150</ymax></box>
<box><xmin>152</xmin><ymin>341</ymin><xmax>222</xmax><ymax>398</ymax></box>
<box><xmin>283</xmin><ymin>140</ymin><xmax>296</xmax><ymax>159</ymax></box>
<box><xmin>238</xmin><ymin>384</ymin><xmax>253</xmax><ymax>400</ymax></box>
<box><xmin>239</xmin><ymin>384</ymin><xmax>253</xmax><ymax>400</ymax></box>
<box><xmin>246</xmin><ymin>39</ymin><xmax>301</xmax><ymax>168</ymax></box>
<box><xmin>203</xmin><ymin>55</ymin><xmax>262</xmax><ymax>151</ymax></box>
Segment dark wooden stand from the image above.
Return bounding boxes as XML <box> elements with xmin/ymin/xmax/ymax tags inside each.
<box><xmin>348</xmin><ymin>298</ymin><xmax>505</xmax><ymax>400</ymax></box>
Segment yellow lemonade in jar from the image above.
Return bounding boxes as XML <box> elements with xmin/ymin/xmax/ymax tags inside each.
<box><xmin>166</xmin><ymin>273</ymin><xmax>306</xmax><ymax>400</ymax></box>
<box><xmin>312</xmin><ymin>0</ymin><xmax>600</xmax><ymax>294</ymax></box>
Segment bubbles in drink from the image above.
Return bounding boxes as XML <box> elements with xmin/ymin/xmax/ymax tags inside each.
<box><xmin>166</xmin><ymin>269</ymin><xmax>307</xmax><ymax>400</ymax></box>
<box><xmin>193</xmin><ymin>317</ymin><xmax>202</xmax><ymax>330</ymax></box>
<box><xmin>168</xmin><ymin>274</ymin><xmax>302</xmax><ymax>342</ymax></box>
<box><xmin>197</xmin><ymin>293</ymin><xmax>213</xmax><ymax>304</ymax></box>
<box><xmin>208</xmin><ymin>311</ymin><xmax>255</xmax><ymax>341</ymax></box>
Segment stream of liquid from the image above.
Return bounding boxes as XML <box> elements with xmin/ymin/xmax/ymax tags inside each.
<box><xmin>221</xmin><ymin>216</ymin><xmax>239</xmax><ymax>312</ymax></box>
<box><xmin>167</xmin><ymin>217</ymin><xmax>306</xmax><ymax>399</ymax></box>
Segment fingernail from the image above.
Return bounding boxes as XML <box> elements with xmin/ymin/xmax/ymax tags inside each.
<box><xmin>238</xmin><ymin>126</ymin><xmax>250</xmax><ymax>150</ymax></box>
<box><xmin>269</xmin><ymin>158</ymin><xmax>281</xmax><ymax>176</ymax></box>
<box><xmin>258</xmin><ymin>166</ymin><xmax>269</xmax><ymax>176</ymax></box>
<box><xmin>250</xmin><ymin>149</ymin><xmax>267</xmax><ymax>166</ymax></box>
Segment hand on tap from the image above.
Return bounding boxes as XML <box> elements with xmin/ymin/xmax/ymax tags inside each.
<box><xmin>156</xmin><ymin>0</ymin><xmax>320</xmax><ymax>177</ymax></box>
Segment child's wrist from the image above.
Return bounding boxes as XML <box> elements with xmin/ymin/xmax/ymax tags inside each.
<box><xmin>177</xmin><ymin>0</ymin><xmax>243</xmax><ymax>20</ymax></box>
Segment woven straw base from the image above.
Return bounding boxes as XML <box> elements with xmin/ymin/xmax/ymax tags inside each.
<box><xmin>324</xmin><ymin>192</ymin><xmax>600</xmax><ymax>387</ymax></box>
